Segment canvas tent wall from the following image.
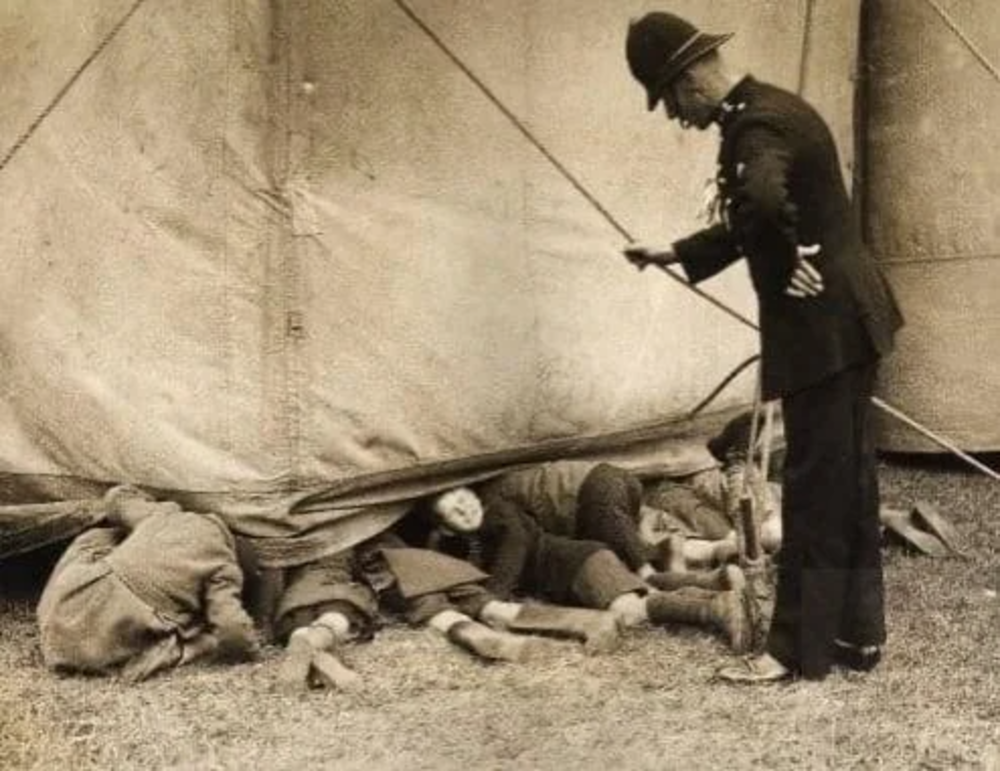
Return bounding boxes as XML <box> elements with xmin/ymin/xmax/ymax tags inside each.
<box><xmin>3</xmin><ymin>1</ymin><xmax>863</xmax><ymax>563</ymax></box>
<box><xmin>862</xmin><ymin>0</ymin><xmax>1000</xmax><ymax>452</ymax></box>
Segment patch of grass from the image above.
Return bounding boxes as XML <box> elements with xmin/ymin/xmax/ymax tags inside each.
<box><xmin>1</xmin><ymin>457</ymin><xmax>999</xmax><ymax>770</ymax></box>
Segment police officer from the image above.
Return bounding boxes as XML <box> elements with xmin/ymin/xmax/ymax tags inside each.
<box><xmin>622</xmin><ymin>11</ymin><xmax>904</xmax><ymax>682</ymax></box>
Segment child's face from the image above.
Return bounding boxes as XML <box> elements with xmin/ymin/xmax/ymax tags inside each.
<box><xmin>432</xmin><ymin>487</ymin><xmax>484</xmax><ymax>533</ymax></box>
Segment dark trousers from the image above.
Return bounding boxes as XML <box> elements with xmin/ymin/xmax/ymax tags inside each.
<box><xmin>766</xmin><ymin>361</ymin><xmax>885</xmax><ymax>679</ymax></box>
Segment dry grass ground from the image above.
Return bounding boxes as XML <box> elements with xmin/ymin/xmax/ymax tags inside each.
<box><xmin>2</xmin><ymin>456</ymin><xmax>999</xmax><ymax>770</ymax></box>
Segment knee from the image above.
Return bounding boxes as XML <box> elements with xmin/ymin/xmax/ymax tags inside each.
<box><xmin>580</xmin><ymin>465</ymin><xmax>638</xmax><ymax>513</ymax></box>
<box><xmin>585</xmin><ymin>463</ymin><xmax>629</xmax><ymax>491</ymax></box>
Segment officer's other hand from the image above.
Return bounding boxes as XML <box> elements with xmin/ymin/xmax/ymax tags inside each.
<box><xmin>623</xmin><ymin>243</ymin><xmax>679</xmax><ymax>271</ymax></box>
<box><xmin>785</xmin><ymin>244</ymin><xmax>824</xmax><ymax>297</ymax></box>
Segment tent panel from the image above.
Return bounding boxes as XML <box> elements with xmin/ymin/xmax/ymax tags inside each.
<box><xmin>872</xmin><ymin>262</ymin><xmax>1000</xmax><ymax>450</ymax></box>
<box><xmin>0</xmin><ymin>0</ymin><xmax>286</xmax><ymax>489</ymax></box>
<box><xmin>0</xmin><ymin>1</ymin><xmax>865</xmax><ymax>511</ymax></box>
<box><xmin>0</xmin><ymin>0</ymin><xmax>135</xmax><ymax>149</ymax></box>
<box><xmin>865</xmin><ymin>0</ymin><xmax>1000</xmax><ymax>451</ymax></box>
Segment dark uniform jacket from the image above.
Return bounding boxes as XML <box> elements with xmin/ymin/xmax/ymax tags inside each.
<box><xmin>673</xmin><ymin>76</ymin><xmax>903</xmax><ymax>399</ymax></box>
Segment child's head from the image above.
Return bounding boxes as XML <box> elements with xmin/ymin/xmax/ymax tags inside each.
<box><xmin>707</xmin><ymin>411</ymin><xmax>755</xmax><ymax>464</ymax></box>
<box><xmin>430</xmin><ymin>486</ymin><xmax>484</xmax><ymax>534</ymax></box>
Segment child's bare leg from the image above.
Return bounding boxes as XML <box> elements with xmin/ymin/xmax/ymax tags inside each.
<box><xmin>506</xmin><ymin>603</ymin><xmax>621</xmax><ymax>655</ymax></box>
<box><xmin>478</xmin><ymin>600</ymin><xmax>521</xmax><ymax>628</ymax></box>
<box><xmin>429</xmin><ymin>608</ymin><xmax>539</xmax><ymax>662</ymax></box>
<box><xmin>280</xmin><ymin>611</ymin><xmax>359</xmax><ymax>691</ymax></box>
<box><xmin>667</xmin><ymin>532</ymin><xmax>739</xmax><ymax>570</ymax></box>
<box><xmin>310</xmin><ymin>649</ymin><xmax>362</xmax><ymax>690</ymax></box>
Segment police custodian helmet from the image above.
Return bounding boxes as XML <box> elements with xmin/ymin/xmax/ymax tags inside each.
<box><xmin>626</xmin><ymin>12</ymin><xmax>734</xmax><ymax>111</ymax></box>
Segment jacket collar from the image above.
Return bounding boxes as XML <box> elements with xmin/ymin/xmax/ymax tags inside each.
<box><xmin>714</xmin><ymin>75</ymin><xmax>757</xmax><ymax>129</ymax></box>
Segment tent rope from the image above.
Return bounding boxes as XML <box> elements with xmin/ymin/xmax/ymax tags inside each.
<box><xmin>390</xmin><ymin>0</ymin><xmax>627</xmax><ymax>241</ymax></box>
<box><xmin>796</xmin><ymin>0</ymin><xmax>816</xmax><ymax>95</ymax></box>
<box><xmin>388</xmin><ymin>0</ymin><xmax>756</xmax><ymax>331</ymax></box>
<box><xmin>685</xmin><ymin>354</ymin><xmax>760</xmax><ymax>419</ymax></box>
<box><xmin>923</xmin><ymin>0</ymin><xmax>1000</xmax><ymax>85</ymax></box>
<box><xmin>0</xmin><ymin>0</ymin><xmax>150</xmax><ymax>175</ymax></box>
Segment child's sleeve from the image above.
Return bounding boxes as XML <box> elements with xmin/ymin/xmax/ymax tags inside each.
<box><xmin>203</xmin><ymin>557</ymin><xmax>260</xmax><ymax>661</ymax></box>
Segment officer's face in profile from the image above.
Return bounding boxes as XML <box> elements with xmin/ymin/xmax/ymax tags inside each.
<box><xmin>661</xmin><ymin>71</ymin><xmax>716</xmax><ymax>131</ymax></box>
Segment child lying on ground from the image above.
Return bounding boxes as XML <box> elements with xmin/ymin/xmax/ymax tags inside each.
<box><xmin>468</xmin><ymin>461</ymin><xmax>660</xmax><ymax>578</ymax></box>
<box><xmin>37</xmin><ymin>485</ymin><xmax>259</xmax><ymax>683</ymax></box>
<box><xmin>272</xmin><ymin>527</ymin><xmax>621</xmax><ymax>692</ymax></box>
<box><xmin>409</xmin><ymin>485</ymin><xmax>751</xmax><ymax>653</ymax></box>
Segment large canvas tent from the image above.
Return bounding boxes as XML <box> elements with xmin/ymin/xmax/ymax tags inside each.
<box><xmin>1</xmin><ymin>0</ymin><xmax>995</xmax><ymax>565</ymax></box>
